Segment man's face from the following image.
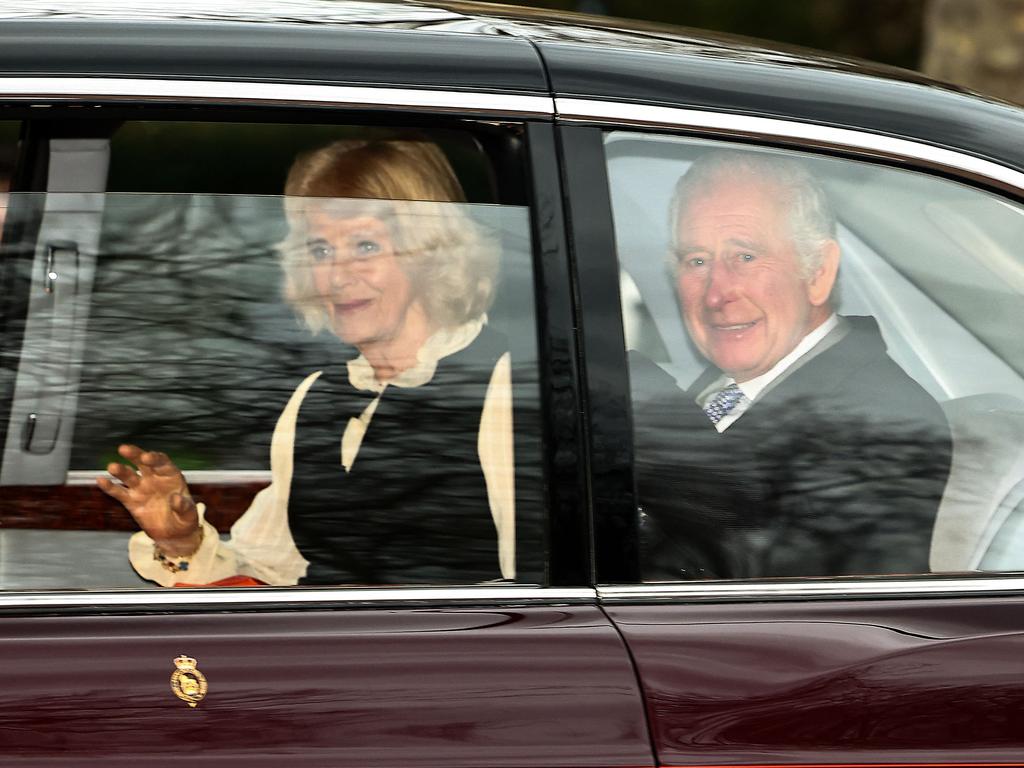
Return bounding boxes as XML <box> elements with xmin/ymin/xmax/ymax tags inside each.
<box><xmin>674</xmin><ymin>175</ymin><xmax>831</xmax><ymax>382</ymax></box>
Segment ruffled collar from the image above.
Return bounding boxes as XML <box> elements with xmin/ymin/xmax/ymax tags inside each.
<box><xmin>345</xmin><ymin>317</ymin><xmax>485</xmax><ymax>393</ymax></box>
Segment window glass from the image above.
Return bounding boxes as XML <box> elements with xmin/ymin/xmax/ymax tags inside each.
<box><xmin>0</xmin><ymin>121</ymin><xmax>17</xmax><ymax>236</ymax></box>
<box><xmin>0</xmin><ymin>124</ymin><xmax>544</xmax><ymax>590</ymax></box>
<box><xmin>605</xmin><ymin>131</ymin><xmax>1024</xmax><ymax>581</ymax></box>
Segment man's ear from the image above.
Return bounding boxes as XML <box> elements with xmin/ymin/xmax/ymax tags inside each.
<box><xmin>807</xmin><ymin>239</ymin><xmax>840</xmax><ymax>307</ymax></box>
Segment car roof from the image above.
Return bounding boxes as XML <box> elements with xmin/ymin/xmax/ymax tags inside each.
<box><xmin>0</xmin><ymin>1</ymin><xmax>547</xmax><ymax>93</ymax></box>
<box><xmin>1</xmin><ymin>0</ymin><xmax>1023</xmax><ymax>174</ymax></box>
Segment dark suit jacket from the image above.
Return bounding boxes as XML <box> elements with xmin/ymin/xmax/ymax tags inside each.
<box><xmin>631</xmin><ymin>316</ymin><xmax>953</xmax><ymax>580</ymax></box>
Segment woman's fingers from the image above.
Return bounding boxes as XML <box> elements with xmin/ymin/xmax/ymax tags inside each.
<box><xmin>141</xmin><ymin>450</ymin><xmax>180</xmax><ymax>477</ymax></box>
<box><xmin>101</xmin><ymin>445</ymin><xmax>186</xmax><ymax>506</ymax></box>
<box><xmin>111</xmin><ymin>444</ymin><xmax>183</xmax><ymax>482</ymax></box>
<box><xmin>97</xmin><ymin>444</ymin><xmax>197</xmax><ymax>545</ymax></box>
<box><xmin>96</xmin><ymin>475</ymin><xmax>129</xmax><ymax>503</ymax></box>
<box><xmin>117</xmin><ymin>443</ymin><xmax>144</xmax><ymax>463</ymax></box>
<box><xmin>106</xmin><ymin>460</ymin><xmax>141</xmax><ymax>488</ymax></box>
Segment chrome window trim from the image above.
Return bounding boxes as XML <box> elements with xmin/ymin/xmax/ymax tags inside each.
<box><xmin>0</xmin><ymin>586</ymin><xmax>596</xmax><ymax>613</ymax></box>
<box><xmin>66</xmin><ymin>469</ymin><xmax>273</xmax><ymax>485</ymax></box>
<box><xmin>0</xmin><ymin>77</ymin><xmax>554</xmax><ymax>117</ymax></box>
<box><xmin>557</xmin><ymin>97</ymin><xmax>1024</xmax><ymax>196</ymax></box>
<box><xmin>598</xmin><ymin>576</ymin><xmax>1024</xmax><ymax>603</ymax></box>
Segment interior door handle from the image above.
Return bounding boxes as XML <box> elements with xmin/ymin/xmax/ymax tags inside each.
<box><xmin>22</xmin><ymin>412</ymin><xmax>61</xmax><ymax>454</ymax></box>
<box><xmin>43</xmin><ymin>241</ymin><xmax>77</xmax><ymax>294</ymax></box>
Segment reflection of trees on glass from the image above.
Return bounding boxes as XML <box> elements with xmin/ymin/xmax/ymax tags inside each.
<box><xmin>636</xmin><ymin>395</ymin><xmax>954</xmax><ymax>580</ymax></box>
<box><xmin>72</xmin><ymin>194</ymin><xmax>342</xmax><ymax>470</ymax></box>
<box><xmin>70</xmin><ymin>193</ymin><xmax>540</xmax><ymax>483</ymax></box>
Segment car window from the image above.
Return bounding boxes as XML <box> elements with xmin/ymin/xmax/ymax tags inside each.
<box><xmin>0</xmin><ymin>121</ymin><xmax>16</xmax><ymax>234</ymax></box>
<box><xmin>604</xmin><ymin>130</ymin><xmax>1024</xmax><ymax>581</ymax></box>
<box><xmin>0</xmin><ymin>120</ymin><xmax>545</xmax><ymax>590</ymax></box>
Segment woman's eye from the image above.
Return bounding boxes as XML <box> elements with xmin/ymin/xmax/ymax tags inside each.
<box><xmin>309</xmin><ymin>242</ymin><xmax>333</xmax><ymax>262</ymax></box>
<box><xmin>354</xmin><ymin>239</ymin><xmax>381</xmax><ymax>258</ymax></box>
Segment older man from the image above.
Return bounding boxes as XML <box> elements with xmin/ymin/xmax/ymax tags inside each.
<box><xmin>632</xmin><ymin>152</ymin><xmax>952</xmax><ymax>580</ymax></box>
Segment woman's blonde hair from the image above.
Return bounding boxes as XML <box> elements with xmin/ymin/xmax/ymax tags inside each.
<box><xmin>279</xmin><ymin>139</ymin><xmax>498</xmax><ymax>333</ymax></box>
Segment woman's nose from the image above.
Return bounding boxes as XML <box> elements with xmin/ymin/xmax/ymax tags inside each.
<box><xmin>328</xmin><ymin>256</ymin><xmax>355</xmax><ymax>287</ymax></box>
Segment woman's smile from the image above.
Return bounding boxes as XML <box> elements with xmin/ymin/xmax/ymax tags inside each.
<box><xmin>334</xmin><ymin>298</ymin><xmax>374</xmax><ymax>315</ymax></box>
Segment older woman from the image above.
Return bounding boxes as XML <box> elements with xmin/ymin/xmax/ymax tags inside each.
<box><xmin>97</xmin><ymin>139</ymin><xmax>516</xmax><ymax>586</ymax></box>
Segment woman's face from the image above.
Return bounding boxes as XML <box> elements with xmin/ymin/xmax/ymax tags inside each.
<box><xmin>307</xmin><ymin>210</ymin><xmax>430</xmax><ymax>353</ymax></box>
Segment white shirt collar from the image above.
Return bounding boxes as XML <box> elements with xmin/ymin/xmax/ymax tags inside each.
<box><xmin>345</xmin><ymin>317</ymin><xmax>485</xmax><ymax>393</ymax></box>
<box><xmin>699</xmin><ymin>313</ymin><xmax>840</xmax><ymax>407</ymax></box>
<box><xmin>732</xmin><ymin>313</ymin><xmax>839</xmax><ymax>401</ymax></box>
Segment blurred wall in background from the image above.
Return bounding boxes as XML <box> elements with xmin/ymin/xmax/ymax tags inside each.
<box><xmin>922</xmin><ymin>0</ymin><xmax>1024</xmax><ymax>105</ymax></box>
<box><xmin>488</xmin><ymin>0</ymin><xmax>1024</xmax><ymax>105</ymax></box>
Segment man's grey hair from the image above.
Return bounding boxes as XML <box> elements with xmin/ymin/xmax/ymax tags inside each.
<box><xmin>669</xmin><ymin>150</ymin><xmax>837</xmax><ymax>278</ymax></box>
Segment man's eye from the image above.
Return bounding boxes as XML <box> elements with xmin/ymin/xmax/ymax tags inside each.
<box><xmin>685</xmin><ymin>256</ymin><xmax>706</xmax><ymax>268</ymax></box>
<box><xmin>738</xmin><ymin>252</ymin><xmax>756</xmax><ymax>263</ymax></box>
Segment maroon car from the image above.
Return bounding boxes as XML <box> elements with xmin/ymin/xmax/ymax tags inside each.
<box><xmin>1</xmin><ymin>2</ymin><xmax>1023</xmax><ymax>765</ymax></box>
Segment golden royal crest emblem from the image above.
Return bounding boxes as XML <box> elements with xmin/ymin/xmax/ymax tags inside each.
<box><xmin>170</xmin><ymin>655</ymin><xmax>208</xmax><ymax>708</ymax></box>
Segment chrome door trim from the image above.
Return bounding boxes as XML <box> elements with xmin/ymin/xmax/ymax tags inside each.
<box><xmin>0</xmin><ymin>586</ymin><xmax>596</xmax><ymax>614</ymax></box>
<box><xmin>66</xmin><ymin>469</ymin><xmax>273</xmax><ymax>485</ymax></box>
<box><xmin>557</xmin><ymin>97</ymin><xmax>1024</xmax><ymax>195</ymax></box>
<box><xmin>599</xmin><ymin>576</ymin><xmax>1024</xmax><ymax>604</ymax></box>
<box><xmin>0</xmin><ymin>77</ymin><xmax>554</xmax><ymax>117</ymax></box>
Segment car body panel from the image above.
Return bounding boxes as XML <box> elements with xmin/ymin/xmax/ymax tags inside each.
<box><xmin>0</xmin><ymin>19</ymin><xmax>549</xmax><ymax>94</ymax></box>
<box><xmin>607</xmin><ymin>597</ymin><xmax>1024</xmax><ymax>764</ymax></box>
<box><xmin>0</xmin><ymin>601</ymin><xmax>653</xmax><ymax>766</ymax></box>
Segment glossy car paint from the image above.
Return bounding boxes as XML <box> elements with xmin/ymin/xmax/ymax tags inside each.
<box><xmin>534</xmin><ymin>40</ymin><xmax>1024</xmax><ymax>174</ymax></box>
<box><xmin>0</xmin><ymin>19</ymin><xmax>549</xmax><ymax>95</ymax></box>
<box><xmin>606</xmin><ymin>598</ymin><xmax>1024</xmax><ymax>764</ymax></box>
<box><xmin>0</xmin><ymin>603</ymin><xmax>652</xmax><ymax>766</ymax></box>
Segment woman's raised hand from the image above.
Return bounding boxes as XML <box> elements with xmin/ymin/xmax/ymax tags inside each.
<box><xmin>96</xmin><ymin>444</ymin><xmax>202</xmax><ymax>556</ymax></box>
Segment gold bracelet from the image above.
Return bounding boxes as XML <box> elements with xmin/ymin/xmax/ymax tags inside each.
<box><xmin>153</xmin><ymin>527</ymin><xmax>205</xmax><ymax>574</ymax></box>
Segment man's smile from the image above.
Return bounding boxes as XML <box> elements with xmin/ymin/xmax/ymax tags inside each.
<box><xmin>709</xmin><ymin>319</ymin><xmax>759</xmax><ymax>332</ymax></box>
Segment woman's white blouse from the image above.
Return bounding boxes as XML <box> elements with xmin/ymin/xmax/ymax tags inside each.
<box><xmin>128</xmin><ymin>319</ymin><xmax>516</xmax><ymax>586</ymax></box>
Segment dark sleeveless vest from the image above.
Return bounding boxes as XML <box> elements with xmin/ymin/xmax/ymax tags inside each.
<box><xmin>288</xmin><ymin>326</ymin><xmax>507</xmax><ymax>585</ymax></box>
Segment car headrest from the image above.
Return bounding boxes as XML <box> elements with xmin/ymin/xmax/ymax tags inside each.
<box><xmin>930</xmin><ymin>394</ymin><xmax>1024</xmax><ymax>571</ymax></box>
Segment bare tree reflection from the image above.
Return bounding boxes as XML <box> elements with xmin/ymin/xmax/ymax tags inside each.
<box><xmin>636</xmin><ymin>388</ymin><xmax>953</xmax><ymax>579</ymax></box>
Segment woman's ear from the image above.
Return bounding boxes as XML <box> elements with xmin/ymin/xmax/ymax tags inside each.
<box><xmin>807</xmin><ymin>239</ymin><xmax>840</xmax><ymax>307</ymax></box>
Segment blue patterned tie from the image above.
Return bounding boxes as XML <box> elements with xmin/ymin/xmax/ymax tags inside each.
<box><xmin>703</xmin><ymin>383</ymin><xmax>745</xmax><ymax>425</ymax></box>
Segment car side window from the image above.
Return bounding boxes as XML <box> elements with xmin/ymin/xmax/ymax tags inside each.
<box><xmin>605</xmin><ymin>131</ymin><xmax>1024</xmax><ymax>581</ymax></box>
<box><xmin>0</xmin><ymin>122</ymin><xmax>16</xmax><ymax>235</ymax></box>
<box><xmin>0</xmin><ymin>120</ymin><xmax>545</xmax><ymax>589</ymax></box>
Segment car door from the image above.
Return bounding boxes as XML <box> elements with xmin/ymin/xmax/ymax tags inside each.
<box><xmin>0</xmin><ymin>26</ymin><xmax>653</xmax><ymax>765</ymax></box>
<box><xmin>558</xmin><ymin>100</ymin><xmax>1024</xmax><ymax>764</ymax></box>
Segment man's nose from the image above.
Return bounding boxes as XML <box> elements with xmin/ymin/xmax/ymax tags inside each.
<box><xmin>703</xmin><ymin>257</ymin><xmax>739</xmax><ymax>308</ymax></box>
